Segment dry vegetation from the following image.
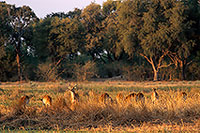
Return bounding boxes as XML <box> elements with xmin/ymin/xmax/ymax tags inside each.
<box><xmin>0</xmin><ymin>81</ymin><xmax>200</xmax><ymax>132</ymax></box>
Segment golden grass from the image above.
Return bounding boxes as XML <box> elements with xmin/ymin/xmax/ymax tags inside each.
<box><xmin>0</xmin><ymin>81</ymin><xmax>199</xmax><ymax>131</ymax></box>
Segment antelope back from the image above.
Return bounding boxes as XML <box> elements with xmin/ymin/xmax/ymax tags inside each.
<box><xmin>136</xmin><ymin>92</ymin><xmax>145</xmax><ymax>103</ymax></box>
<box><xmin>99</xmin><ymin>93</ymin><xmax>113</xmax><ymax>104</ymax></box>
<box><xmin>19</xmin><ymin>95</ymin><xmax>30</xmax><ymax>107</ymax></box>
<box><xmin>42</xmin><ymin>95</ymin><xmax>52</xmax><ymax>106</ymax></box>
<box><xmin>125</xmin><ymin>92</ymin><xmax>136</xmax><ymax>102</ymax></box>
<box><xmin>181</xmin><ymin>92</ymin><xmax>187</xmax><ymax>101</ymax></box>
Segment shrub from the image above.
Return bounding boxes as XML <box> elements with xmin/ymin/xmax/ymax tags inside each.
<box><xmin>160</xmin><ymin>66</ymin><xmax>178</xmax><ymax>81</ymax></box>
<box><xmin>98</xmin><ymin>61</ymin><xmax>124</xmax><ymax>78</ymax></box>
<box><xmin>73</xmin><ymin>61</ymin><xmax>97</xmax><ymax>81</ymax></box>
<box><xmin>122</xmin><ymin>64</ymin><xmax>151</xmax><ymax>81</ymax></box>
<box><xmin>36</xmin><ymin>62</ymin><xmax>59</xmax><ymax>81</ymax></box>
<box><xmin>187</xmin><ymin>62</ymin><xmax>200</xmax><ymax>80</ymax></box>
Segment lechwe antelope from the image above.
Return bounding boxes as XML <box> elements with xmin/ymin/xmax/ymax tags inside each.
<box><xmin>151</xmin><ymin>88</ymin><xmax>159</xmax><ymax>103</ymax></box>
<box><xmin>136</xmin><ymin>92</ymin><xmax>145</xmax><ymax>103</ymax></box>
<box><xmin>125</xmin><ymin>92</ymin><xmax>136</xmax><ymax>102</ymax></box>
<box><xmin>41</xmin><ymin>95</ymin><xmax>52</xmax><ymax>107</ymax></box>
<box><xmin>181</xmin><ymin>91</ymin><xmax>187</xmax><ymax>101</ymax></box>
<box><xmin>99</xmin><ymin>93</ymin><xmax>113</xmax><ymax>104</ymax></box>
<box><xmin>18</xmin><ymin>95</ymin><xmax>31</xmax><ymax>108</ymax></box>
<box><xmin>116</xmin><ymin>92</ymin><xmax>124</xmax><ymax>103</ymax></box>
<box><xmin>68</xmin><ymin>84</ymin><xmax>79</xmax><ymax>104</ymax></box>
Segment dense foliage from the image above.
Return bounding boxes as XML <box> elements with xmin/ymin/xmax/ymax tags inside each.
<box><xmin>0</xmin><ymin>0</ymin><xmax>199</xmax><ymax>81</ymax></box>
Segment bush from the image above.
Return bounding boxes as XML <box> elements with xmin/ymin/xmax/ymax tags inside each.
<box><xmin>122</xmin><ymin>64</ymin><xmax>151</xmax><ymax>81</ymax></box>
<box><xmin>73</xmin><ymin>61</ymin><xmax>97</xmax><ymax>81</ymax></box>
<box><xmin>36</xmin><ymin>62</ymin><xmax>59</xmax><ymax>81</ymax></box>
<box><xmin>187</xmin><ymin>62</ymin><xmax>200</xmax><ymax>80</ymax></box>
<box><xmin>160</xmin><ymin>66</ymin><xmax>179</xmax><ymax>81</ymax></box>
<box><xmin>98</xmin><ymin>61</ymin><xmax>124</xmax><ymax>78</ymax></box>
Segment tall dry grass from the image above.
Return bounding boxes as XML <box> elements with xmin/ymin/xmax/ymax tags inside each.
<box><xmin>0</xmin><ymin>81</ymin><xmax>199</xmax><ymax>131</ymax></box>
<box><xmin>0</xmin><ymin>87</ymin><xmax>200</xmax><ymax>130</ymax></box>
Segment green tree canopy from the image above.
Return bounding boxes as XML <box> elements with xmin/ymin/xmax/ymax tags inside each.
<box><xmin>49</xmin><ymin>16</ymin><xmax>85</xmax><ymax>59</ymax></box>
<box><xmin>101</xmin><ymin>0</ymin><xmax>124</xmax><ymax>62</ymax></box>
<box><xmin>81</xmin><ymin>3</ymin><xmax>105</xmax><ymax>60</ymax></box>
<box><xmin>168</xmin><ymin>0</ymin><xmax>200</xmax><ymax>80</ymax></box>
<box><xmin>117</xmin><ymin>0</ymin><xmax>195</xmax><ymax>81</ymax></box>
<box><xmin>32</xmin><ymin>18</ymin><xmax>52</xmax><ymax>62</ymax></box>
<box><xmin>0</xmin><ymin>2</ymin><xmax>38</xmax><ymax>81</ymax></box>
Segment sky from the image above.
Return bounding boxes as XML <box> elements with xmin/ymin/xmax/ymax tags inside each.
<box><xmin>3</xmin><ymin>0</ymin><xmax>105</xmax><ymax>18</ymax></box>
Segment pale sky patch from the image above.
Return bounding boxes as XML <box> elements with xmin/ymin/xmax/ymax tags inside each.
<box><xmin>3</xmin><ymin>0</ymin><xmax>105</xmax><ymax>18</ymax></box>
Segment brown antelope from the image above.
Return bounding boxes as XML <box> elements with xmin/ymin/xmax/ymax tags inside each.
<box><xmin>99</xmin><ymin>93</ymin><xmax>113</xmax><ymax>104</ymax></box>
<box><xmin>181</xmin><ymin>91</ymin><xmax>187</xmax><ymax>101</ymax></box>
<box><xmin>68</xmin><ymin>84</ymin><xmax>79</xmax><ymax>104</ymax></box>
<box><xmin>125</xmin><ymin>92</ymin><xmax>136</xmax><ymax>102</ymax></box>
<box><xmin>41</xmin><ymin>95</ymin><xmax>52</xmax><ymax>107</ymax></box>
<box><xmin>18</xmin><ymin>95</ymin><xmax>31</xmax><ymax>108</ymax></box>
<box><xmin>116</xmin><ymin>92</ymin><xmax>124</xmax><ymax>103</ymax></box>
<box><xmin>152</xmin><ymin>88</ymin><xmax>159</xmax><ymax>103</ymax></box>
<box><xmin>136</xmin><ymin>92</ymin><xmax>145</xmax><ymax>103</ymax></box>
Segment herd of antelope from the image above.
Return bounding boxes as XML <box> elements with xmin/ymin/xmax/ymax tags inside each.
<box><xmin>18</xmin><ymin>84</ymin><xmax>188</xmax><ymax>110</ymax></box>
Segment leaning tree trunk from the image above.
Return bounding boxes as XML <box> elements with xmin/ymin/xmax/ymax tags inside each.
<box><xmin>16</xmin><ymin>53</ymin><xmax>22</xmax><ymax>82</ymax></box>
<box><xmin>153</xmin><ymin>69</ymin><xmax>159</xmax><ymax>81</ymax></box>
<box><xmin>16</xmin><ymin>41</ymin><xmax>22</xmax><ymax>82</ymax></box>
<box><xmin>139</xmin><ymin>53</ymin><xmax>170</xmax><ymax>82</ymax></box>
<box><xmin>151</xmin><ymin>60</ymin><xmax>159</xmax><ymax>81</ymax></box>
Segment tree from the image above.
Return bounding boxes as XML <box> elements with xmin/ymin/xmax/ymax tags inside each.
<box><xmin>0</xmin><ymin>2</ymin><xmax>11</xmax><ymax>44</ymax></box>
<box><xmin>49</xmin><ymin>16</ymin><xmax>85</xmax><ymax>60</ymax></box>
<box><xmin>32</xmin><ymin>18</ymin><xmax>52</xmax><ymax>62</ymax></box>
<box><xmin>32</xmin><ymin>9</ymin><xmax>85</xmax><ymax>81</ymax></box>
<box><xmin>0</xmin><ymin>2</ymin><xmax>10</xmax><ymax>64</ymax></box>
<box><xmin>46</xmin><ymin>8</ymin><xmax>81</xmax><ymax>19</ymax></box>
<box><xmin>101</xmin><ymin>0</ymin><xmax>123</xmax><ymax>62</ymax></box>
<box><xmin>33</xmin><ymin>8</ymin><xmax>84</xmax><ymax>63</ymax></box>
<box><xmin>7</xmin><ymin>4</ymin><xmax>38</xmax><ymax>81</ymax></box>
<box><xmin>0</xmin><ymin>2</ymin><xmax>15</xmax><ymax>81</ymax></box>
<box><xmin>81</xmin><ymin>3</ymin><xmax>105</xmax><ymax>61</ymax></box>
<box><xmin>117</xmin><ymin>0</ymin><xmax>193</xmax><ymax>81</ymax></box>
<box><xmin>168</xmin><ymin>0</ymin><xmax>200</xmax><ymax>80</ymax></box>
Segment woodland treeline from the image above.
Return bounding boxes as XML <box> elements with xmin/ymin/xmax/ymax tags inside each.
<box><xmin>0</xmin><ymin>0</ymin><xmax>199</xmax><ymax>82</ymax></box>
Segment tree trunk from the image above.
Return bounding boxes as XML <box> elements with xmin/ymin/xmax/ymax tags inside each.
<box><xmin>169</xmin><ymin>73</ymin><xmax>172</xmax><ymax>81</ymax></box>
<box><xmin>180</xmin><ymin>60</ymin><xmax>186</xmax><ymax>80</ymax></box>
<box><xmin>16</xmin><ymin>38</ymin><xmax>22</xmax><ymax>82</ymax></box>
<box><xmin>139</xmin><ymin>54</ymin><xmax>170</xmax><ymax>81</ymax></box>
<box><xmin>16</xmin><ymin>53</ymin><xmax>22</xmax><ymax>82</ymax></box>
<box><xmin>153</xmin><ymin>69</ymin><xmax>159</xmax><ymax>81</ymax></box>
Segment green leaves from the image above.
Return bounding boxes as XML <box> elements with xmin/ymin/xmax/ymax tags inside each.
<box><xmin>0</xmin><ymin>0</ymin><xmax>199</xmax><ymax>81</ymax></box>
<box><xmin>49</xmin><ymin>16</ymin><xmax>85</xmax><ymax>57</ymax></box>
<box><xmin>117</xmin><ymin>0</ymin><xmax>198</xmax><ymax>80</ymax></box>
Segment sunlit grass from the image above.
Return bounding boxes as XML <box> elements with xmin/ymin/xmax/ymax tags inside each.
<box><xmin>0</xmin><ymin>81</ymin><xmax>199</xmax><ymax>131</ymax></box>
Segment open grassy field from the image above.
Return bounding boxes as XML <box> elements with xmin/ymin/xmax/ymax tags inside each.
<box><xmin>0</xmin><ymin>80</ymin><xmax>200</xmax><ymax>132</ymax></box>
